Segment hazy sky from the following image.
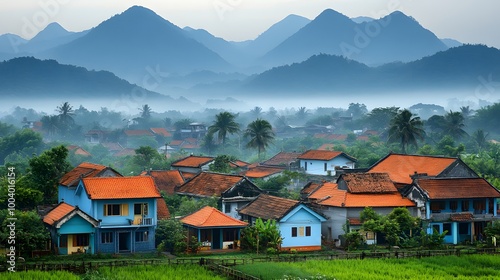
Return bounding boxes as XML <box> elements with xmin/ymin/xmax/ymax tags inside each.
<box><xmin>1</xmin><ymin>0</ymin><xmax>499</xmax><ymax>48</ymax></box>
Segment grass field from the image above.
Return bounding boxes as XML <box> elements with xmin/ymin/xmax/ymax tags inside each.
<box><xmin>234</xmin><ymin>255</ymin><xmax>500</xmax><ymax>279</ymax></box>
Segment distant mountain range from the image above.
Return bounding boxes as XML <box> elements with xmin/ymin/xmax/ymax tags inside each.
<box><xmin>244</xmin><ymin>44</ymin><xmax>500</xmax><ymax>94</ymax></box>
<box><xmin>0</xmin><ymin>57</ymin><xmax>197</xmax><ymax>108</ymax></box>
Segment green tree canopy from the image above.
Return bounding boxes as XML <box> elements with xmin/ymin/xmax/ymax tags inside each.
<box><xmin>208</xmin><ymin>112</ymin><xmax>240</xmax><ymax>146</ymax></box>
<box><xmin>244</xmin><ymin>119</ymin><xmax>275</xmax><ymax>159</ymax></box>
<box><xmin>388</xmin><ymin>109</ymin><xmax>425</xmax><ymax>154</ymax></box>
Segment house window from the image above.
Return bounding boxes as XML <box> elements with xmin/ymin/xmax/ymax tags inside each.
<box><xmin>324</xmin><ymin>163</ymin><xmax>327</xmax><ymax>171</ymax></box>
<box><xmin>305</xmin><ymin>226</ymin><xmax>311</xmax><ymax>237</ymax></box>
<box><xmin>291</xmin><ymin>227</ymin><xmax>297</xmax><ymax>237</ymax></box>
<box><xmin>449</xmin><ymin>201</ymin><xmax>458</xmax><ymax>212</ymax></box>
<box><xmin>304</xmin><ymin>162</ymin><xmax>307</xmax><ymax>171</ymax></box>
<box><xmin>462</xmin><ymin>200</ymin><xmax>470</xmax><ymax>212</ymax></box>
<box><xmin>134</xmin><ymin>203</ymin><xmax>148</xmax><ymax>215</ymax></box>
<box><xmin>104</xmin><ymin>204</ymin><xmax>128</xmax><ymax>216</ymax></box>
<box><xmin>443</xmin><ymin>223</ymin><xmax>452</xmax><ymax>236</ymax></box>
<box><xmin>430</xmin><ymin>201</ymin><xmax>445</xmax><ymax>213</ymax></box>
<box><xmin>223</xmin><ymin>229</ymin><xmax>235</xmax><ymax>241</ymax></box>
<box><xmin>73</xmin><ymin>234</ymin><xmax>89</xmax><ymax>247</ymax></box>
<box><xmin>459</xmin><ymin>223</ymin><xmax>469</xmax><ymax>235</ymax></box>
<box><xmin>60</xmin><ymin>235</ymin><xmax>68</xmax><ymax>248</ymax></box>
<box><xmin>101</xmin><ymin>232</ymin><xmax>113</xmax><ymax>244</ymax></box>
<box><xmin>135</xmin><ymin>231</ymin><xmax>149</xmax><ymax>242</ymax></box>
<box><xmin>224</xmin><ymin>204</ymin><xmax>231</xmax><ymax>213</ymax></box>
<box><xmin>473</xmin><ymin>200</ymin><xmax>485</xmax><ymax>213</ymax></box>
<box><xmin>432</xmin><ymin>224</ymin><xmax>440</xmax><ymax>234</ymax></box>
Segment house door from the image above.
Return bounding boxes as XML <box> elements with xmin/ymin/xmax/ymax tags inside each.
<box><xmin>118</xmin><ymin>232</ymin><xmax>130</xmax><ymax>252</ymax></box>
<box><xmin>212</xmin><ymin>229</ymin><xmax>221</xmax><ymax>249</ymax></box>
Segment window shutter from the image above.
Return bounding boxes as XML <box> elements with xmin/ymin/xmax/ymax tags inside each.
<box><xmin>121</xmin><ymin>204</ymin><xmax>129</xmax><ymax>216</ymax></box>
<box><xmin>104</xmin><ymin>204</ymin><xmax>108</xmax><ymax>216</ymax></box>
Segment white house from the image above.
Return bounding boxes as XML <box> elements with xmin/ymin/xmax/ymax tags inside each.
<box><xmin>297</xmin><ymin>150</ymin><xmax>357</xmax><ymax>176</ymax></box>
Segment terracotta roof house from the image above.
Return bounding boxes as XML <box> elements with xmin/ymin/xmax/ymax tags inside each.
<box><xmin>67</xmin><ymin>145</ymin><xmax>92</xmax><ymax>157</ymax></box>
<box><xmin>140</xmin><ymin>170</ymin><xmax>186</xmax><ymax>195</ymax></box>
<box><xmin>405</xmin><ymin>177</ymin><xmax>500</xmax><ymax>244</ymax></box>
<box><xmin>240</xmin><ymin>166</ymin><xmax>285</xmax><ymax>180</ymax></box>
<box><xmin>261</xmin><ymin>152</ymin><xmax>301</xmax><ymax>169</ymax></box>
<box><xmin>171</xmin><ymin>155</ymin><xmax>214</xmax><ymax>174</ymax></box>
<box><xmin>101</xmin><ymin>142</ymin><xmax>124</xmax><ymax>153</ymax></box>
<box><xmin>181</xmin><ymin>206</ymin><xmax>247</xmax><ymax>251</ymax></box>
<box><xmin>306</xmin><ymin>173</ymin><xmax>416</xmax><ymax>245</ymax></box>
<box><xmin>84</xmin><ymin>129</ymin><xmax>108</xmax><ymax>144</ymax></box>
<box><xmin>156</xmin><ymin>198</ymin><xmax>171</xmax><ymax>220</ymax></box>
<box><xmin>43</xmin><ymin>202</ymin><xmax>99</xmax><ymax>255</ymax></box>
<box><xmin>150</xmin><ymin>127</ymin><xmax>172</xmax><ymax>138</ymax></box>
<box><xmin>367</xmin><ymin>153</ymin><xmax>478</xmax><ymax>187</ymax></box>
<box><xmin>238</xmin><ymin>194</ymin><xmax>326</xmax><ymax>251</ymax></box>
<box><xmin>298</xmin><ymin>150</ymin><xmax>357</xmax><ymax>176</ymax></box>
<box><xmin>58</xmin><ymin>162</ymin><xmax>122</xmax><ymax>204</ymax></box>
<box><xmin>55</xmin><ymin>175</ymin><xmax>162</xmax><ymax>254</ymax></box>
<box><xmin>176</xmin><ymin>172</ymin><xmax>263</xmax><ymax>219</ymax></box>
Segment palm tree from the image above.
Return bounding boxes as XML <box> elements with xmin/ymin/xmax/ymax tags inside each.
<box><xmin>41</xmin><ymin>115</ymin><xmax>59</xmax><ymax>137</ymax></box>
<box><xmin>56</xmin><ymin>102</ymin><xmax>75</xmax><ymax>129</ymax></box>
<box><xmin>244</xmin><ymin>119</ymin><xmax>275</xmax><ymax>158</ymax></box>
<box><xmin>208</xmin><ymin>112</ymin><xmax>240</xmax><ymax>146</ymax></box>
<box><xmin>388</xmin><ymin>109</ymin><xmax>425</xmax><ymax>154</ymax></box>
<box><xmin>472</xmin><ymin>129</ymin><xmax>489</xmax><ymax>151</ymax></box>
<box><xmin>443</xmin><ymin>111</ymin><xmax>468</xmax><ymax>140</ymax></box>
<box><xmin>139</xmin><ymin>104</ymin><xmax>153</xmax><ymax>120</ymax></box>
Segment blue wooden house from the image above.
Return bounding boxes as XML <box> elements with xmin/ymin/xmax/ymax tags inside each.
<box><xmin>46</xmin><ymin>175</ymin><xmax>162</xmax><ymax>254</ymax></box>
<box><xmin>405</xmin><ymin>177</ymin><xmax>500</xmax><ymax>244</ymax></box>
<box><xmin>238</xmin><ymin>194</ymin><xmax>326</xmax><ymax>251</ymax></box>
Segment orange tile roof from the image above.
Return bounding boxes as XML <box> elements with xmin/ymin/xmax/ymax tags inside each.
<box><xmin>262</xmin><ymin>152</ymin><xmax>301</xmax><ymax>166</ymax></box>
<box><xmin>157</xmin><ymin>198</ymin><xmax>171</xmax><ymax>220</ymax></box>
<box><xmin>140</xmin><ymin>170</ymin><xmax>185</xmax><ymax>195</ymax></box>
<box><xmin>169</xmin><ymin>140</ymin><xmax>184</xmax><ymax>146</ymax></box>
<box><xmin>67</xmin><ymin>145</ymin><xmax>92</xmax><ymax>157</ymax></box>
<box><xmin>416</xmin><ymin>178</ymin><xmax>500</xmax><ymax>199</ymax></box>
<box><xmin>176</xmin><ymin>172</ymin><xmax>244</xmax><ymax>197</ymax></box>
<box><xmin>43</xmin><ymin>202</ymin><xmax>75</xmax><ymax>226</ymax></box>
<box><xmin>83</xmin><ymin>176</ymin><xmax>161</xmax><ymax>200</ymax></box>
<box><xmin>300</xmin><ymin>182</ymin><xmax>322</xmax><ymax>196</ymax></box>
<box><xmin>181</xmin><ymin>206</ymin><xmax>248</xmax><ymax>228</ymax></box>
<box><xmin>309</xmin><ymin>182</ymin><xmax>415</xmax><ymax>208</ymax></box>
<box><xmin>314</xmin><ymin>134</ymin><xmax>347</xmax><ymax>141</ymax></box>
<box><xmin>59</xmin><ymin>162</ymin><xmax>120</xmax><ymax>187</ymax></box>
<box><xmin>171</xmin><ymin>155</ymin><xmax>214</xmax><ymax>168</ymax></box>
<box><xmin>180</xmin><ymin>172</ymin><xmax>197</xmax><ymax>180</ymax></box>
<box><xmin>340</xmin><ymin>173</ymin><xmax>397</xmax><ymax>193</ymax></box>
<box><xmin>230</xmin><ymin>160</ymin><xmax>250</xmax><ymax>168</ymax></box>
<box><xmin>298</xmin><ymin>150</ymin><xmax>356</xmax><ymax>161</ymax></box>
<box><xmin>150</xmin><ymin>127</ymin><xmax>172</xmax><ymax>137</ymax></box>
<box><xmin>368</xmin><ymin>154</ymin><xmax>457</xmax><ymax>184</ymax></box>
<box><xmin>241</xmin><ymin>166</ymin><xmax>284</xmax><ymax>179</ymax></box>
<box><xmin>124</xmin><ymin>130</ymin><xmax>153</xmax><ymax>136</ymax></box>
<box><xmin>238</xmin><ymin>194</ymin><xmax>298</xmax><ymax>220</ymax></box>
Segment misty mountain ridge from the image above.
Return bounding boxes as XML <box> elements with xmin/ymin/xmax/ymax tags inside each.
<box><xmin>245</xmin><ymin>44</ymin><xmax>500</xmax><ymax>95</ymax></box>
<box><xmin>262</xmin><ymin>9</ymin><xmax>447</xmax><ymax>67</ymax></box>
<box><xmin>0</xmin><ymin>57</ymin><xmax>199</xmax><ymax>109</ymax></box>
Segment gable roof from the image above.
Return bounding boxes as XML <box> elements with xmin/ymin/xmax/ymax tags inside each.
<box><xmin>141</xmin><ymin>170</ymin><xmax>185</xmax><ymax>195</ymax></box>
<box><xmin>156</xmin><ymin>198</ymin><xmax>171</xmax><ymax>220</ymax></box>
<box><xmin>415</xmin><ymin>178</ymin><xmax>500</xmax><ymax>200</ymax></box>
<box><xmin>181</xmin><ymin>206</ymin><xmax>247</xmax><ymax>228</ymax></box>
<box><xmin>300</xmin><ymin>182</ymin><xmax>323</xmax><ymax>197</ymax></box>
<box><xmin>309</xmin><ymin>182</ymin><xmax>415</xmax><ymax>208</ymax></box>
<box><xmin>230</xmin><ymin>160</ymin><xmax>250</xmax><ymax>168</ymax></box>
<box><xmin>238</xmin><ymin>194</ymin><xmax>299</xmax><ymax>221</ymax></box>
<box><xmin>82</xmin><ymin>176</ymin><xmax>161</xmax><ymax>200</ymax></box>
<box><xmin>339</xmin><ymin>173</ymin><xmax>397</xmax><ymax>193</ymax></box>
<box><xmin>368</xmin><ymin>153</ymin><xmax>457</xmax><ymax>184</ymax></box>
<box><xmin>261</xmin><ymin>152</ymin><xmax>301</xmax><ymax>166</ymax></box>
<box><xmin>43</xmin><ymin>202</ymin><xmax>98</xmax><ymax>228</ymax></box>
<box><xmin>171</xmin><ymin>155</ymin><xmax>214</xmax><ymax>168</ymax></box>
<box><xmin>67</xmin><ymin>145</ymin><xmax>92</xmax><ymax>157</ymax></box>
<box><xmin>175</xmin><ymin>172</ymin><xmax>247</xmax><ymax>198</ymax></box>
<box><xmin>59</xmin><ymin>162</ymin><xmax>122</xmax><ymax>187</ymax></box>
<box><xmin>298</xmin><ymin>150</ymin><xmax>357</xmax><ymax>162</ymax></box>
<box><xmin>150</xmin><ymin>127</ymin><xmax>172</xmax><ymax>137</ymax></box>
<box><xmin>240</xmin><ymin>166</ymin><xmax>284</xmax><ymax>179</ymax></box>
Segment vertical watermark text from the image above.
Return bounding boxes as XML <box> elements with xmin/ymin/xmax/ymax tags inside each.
<box><xmin>6</xmin><ymin>166</ymin><xmax>16</xmax><ymax>272</ymax></box>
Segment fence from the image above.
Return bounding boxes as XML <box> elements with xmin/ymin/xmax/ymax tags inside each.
<box><xmin>2</xmin><ymin>247</ymin><xmax>499</xmax><ymax>277</ymax></box>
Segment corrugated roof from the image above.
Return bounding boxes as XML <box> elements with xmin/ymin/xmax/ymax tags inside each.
<box><xmin>181</xmin><ymin>206</ymin><xmax>248</xmax><ymax>228</ymax></box>
<box><xmin>340</xmin><ymin>173</ymin><xmax>397</xmax><ymax>193</ymax></box>
<box><xmin>43</xmin><ymin>202</ymin><xmax>75</xmax><ymax>226</ymax></box>
<box><xmin>171</xmin><ymin>155</ymin><xmax>214</xmax><ymax>168</ymax></box>
<box><xmin>309</xmin><ymin>182</ymin><xmax>415</xmax><ymax>208</ymax></box>
<box><xmin>141</xmin><ymin>170</ymin><xmax>185</xmax><ymax>195</ymax></box>
<box><xmin>59</xmin><ymin>162</ymin><xmax>120</xmax><ymax>187</ymax></box>
<box><xmin>241</xmin><ymin>166</ymin><xmax>284</xmax><ymax>179</ymax></box>
<box><xmin>83</xmin><ymin>176</ymin><xmax>161</xmax><ymax>200</ymax></box>
<box><xmin>368</xmin><ymin>154</ymin><xmax>457</xmax><ymax>184</ymax></box>
<box><xmin>176</xmin><ymin>172</ymin><xmax>244</xmax><ymax>197</ymax></box>
<box><xmin>298</xmin><ymin>150</ymin><xmax>356</xmax><ymax>162</ymax></box>
<box><xmin>417</xmin><ymin>178</ymin><xmax>500</xmax><ymax>199</ymax></box>
<box><xmin>238</xmin><ymin>194</ymin><xmax>298</xmax><ymax>220</ymax></box>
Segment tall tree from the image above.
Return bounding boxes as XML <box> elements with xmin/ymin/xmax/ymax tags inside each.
<box><xmin>244</xmin><ymin>119</ymin><xmax>275</xmax><ymax>158</ymax></box>
<box><xmin>40</xmin><ymin>115</ymin><xmax>60</xmax><ymax>137</ymax></box>
<box><xmin>56</xmin><ymin>102</ymin><xmax>75</xmax><ymax>133</ymax></box>
<box><xmin>388</xmin><ymin>109</ymin><xmax>425</xmax><ymax>154</ymax></box>
<box><xmin>443</xmin><ymin>111</ymin><xmax>468</xmax><ymax>140</ymax></box>
<box><xmin>208</xmin><ymin>112</ymin><xmax>240</xmax><ymax>146</ymax></box>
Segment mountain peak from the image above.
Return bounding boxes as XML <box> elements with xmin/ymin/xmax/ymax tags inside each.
<box><xmin>30</xmin><ymin>22</ymin><xmax>71</xmax><ymax>42</ymax></box>
<box><xmin>315</xmin><ymin>9</ymin><xmax>351</xmax><ymax>21</ymax></box>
